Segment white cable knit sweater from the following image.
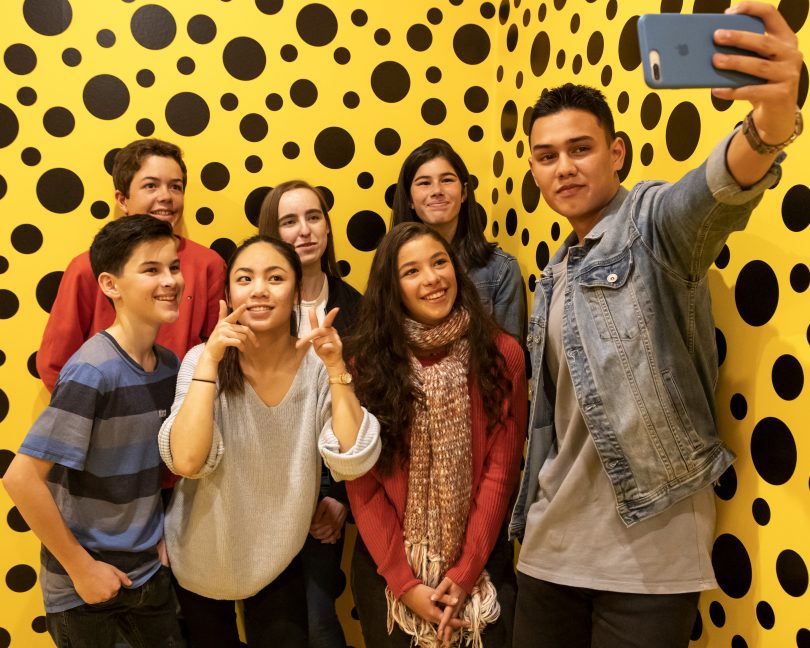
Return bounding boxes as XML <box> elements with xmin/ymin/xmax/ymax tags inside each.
<box><xmin>158</xmin><ymin>344</ymin><xmax>380</xmax><ymax>600</ymax></box>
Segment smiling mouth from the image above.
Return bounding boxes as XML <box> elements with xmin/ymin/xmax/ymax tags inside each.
<box><xmin>247</xmin><ymin>305</ymin><xmax>272</xmax><ymax>311</ymax></box>
<box><xmin>422</xmin><ymin>289</ymin><xmax>446</xmax><ymax>301</ymax></box>
<box><xmin>155</xmin><ymin>295</ymin><xmax>177</xmax><ymax>302</ymax></box>
<box><xmin>557</xmin><ymin>184</ymin><xmax>584</xmax><ymax>194</ymax></box>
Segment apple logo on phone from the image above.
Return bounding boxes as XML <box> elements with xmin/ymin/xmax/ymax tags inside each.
<box><xmin>677</xmin><ymin>43</ymin><xmax>689</xmax><ymax>56</ymax></box>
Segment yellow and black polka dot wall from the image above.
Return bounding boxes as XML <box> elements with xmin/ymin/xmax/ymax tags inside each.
<box><xmin>0</xmin><ymin>0</ymin><xmax>807</xmax><ymax>646</ymax></box>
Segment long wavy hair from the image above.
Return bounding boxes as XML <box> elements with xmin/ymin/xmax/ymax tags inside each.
<box><xmin>391</xmin><ymin>139</ymin><xmax>495</xmax><ymax>271</ymax></box>
<box><xmin>217</xmin><ymin>235</ymin><xmax>302</xmax><ymax>395</ymax></box>
<box><xmin>345</xmin><ymin>222</ymin><xmax>510</xmax><ymax>476</ymax></box>
<box><xmin>256</xmin><ymin>180</ymin><xmax>341</xmax><ymax>279</ymax></box>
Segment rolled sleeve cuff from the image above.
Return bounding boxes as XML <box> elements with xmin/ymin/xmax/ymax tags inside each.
<box><xmin>319</xmin><ymin>409</ymin><xmax>381</xmax><ymax>481</ymax></box>
<box><xmin>707</xmin><ymin>128</ymin><xmax>783</xmax><ymax>204</ymax></box>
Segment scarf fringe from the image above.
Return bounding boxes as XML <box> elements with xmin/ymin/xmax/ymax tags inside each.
<box><xmin>385</xmin><ymin>540</ymin><xmax>500</xmax><ymax>648</ymax></box>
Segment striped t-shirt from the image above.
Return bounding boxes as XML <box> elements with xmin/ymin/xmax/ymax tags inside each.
<box><xmin>19</xmin><ymin>331</ymin><xmax>179</xmax><ymax>613</ymax></box>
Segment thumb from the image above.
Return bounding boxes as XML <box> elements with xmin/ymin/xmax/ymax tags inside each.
<box><xmin>115</xmin><ymin>567</ymin><xmax>132</xmax><ymax>586</ymax></box>
<box><xmin>218</xmin><ymin>299</ymin><xmax>228</xmax><ymax>321</ymax></box>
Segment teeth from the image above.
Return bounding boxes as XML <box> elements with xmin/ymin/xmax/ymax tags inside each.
<box><xmin>423</xmin><ymin>290</ymin><xmax>445</xmax><ymax>301</ymax></box>
<box><xmin>248</xmin><ymin>306</ymin><xmax>270</xmax><ymax>311</ymax></box>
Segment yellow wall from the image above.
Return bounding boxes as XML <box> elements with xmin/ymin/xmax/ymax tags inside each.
<box><xmin>0</xmin><ymin>1</ymin><xmax>807</xmax><ymax>646</ymax></box>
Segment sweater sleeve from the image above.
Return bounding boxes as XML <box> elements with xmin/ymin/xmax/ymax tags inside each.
<box><xmin>36</xmin><ymin>254</ymin><xmax>98</xmax><ymax>392</ymax></box>
<box><xmin>346</xmin><ymin>471</ymin><xmax>422</xmax><ymax>598</ymax></box>
<box><xmin>444</xmin><ymin>335</ymin><xmax>528</xmax><ymax>593</ymax></box>
<box><xmin>158</xmin><ymin>344</ymin><xmax>224</xmax><ymax>478</ymax></box>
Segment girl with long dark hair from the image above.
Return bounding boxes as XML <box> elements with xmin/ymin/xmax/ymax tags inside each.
<box><xmin>345</xmin><ymin>223</ymin><xmax>527</xmax><ymax>647</ymax></box>
<box><xmin>157</xmin><ymin>236</ymin><xmax>380</xmax><ymax>648</ymax></box>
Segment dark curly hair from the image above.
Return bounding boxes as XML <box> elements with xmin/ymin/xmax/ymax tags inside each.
<box><xmin>345</xmin><ymin>222</ymin><xmax>510</xmax><ymax>476</ymax></box>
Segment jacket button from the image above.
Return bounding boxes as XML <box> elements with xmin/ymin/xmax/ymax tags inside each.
<box><xmin>607</xmin><ymin>273</ymin><xmax>618</xmax><ymax>283</ymax></box>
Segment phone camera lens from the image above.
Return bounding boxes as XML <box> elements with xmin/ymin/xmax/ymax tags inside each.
<box><xmin>652</xmin><ymin>63</ymin><xmax>661</xmax><ymax>81</ymax></box>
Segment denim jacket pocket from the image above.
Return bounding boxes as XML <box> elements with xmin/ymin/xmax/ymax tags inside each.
<box><xmin>580</xmin><ymin>252</ymin><xmax>641</xmax><ymax>340</ymax></box>
<box><xmin>661</xmin><ymin>369</ymin><xmax>705</xmax><ymax>452</ymax></box>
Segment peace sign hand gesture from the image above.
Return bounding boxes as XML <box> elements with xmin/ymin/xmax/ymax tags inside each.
<box><xmin>296</xmin><ymin>307</ymin><xmax>344</xmax><ymax>370</ymax></box>
<box><xmin>201</xmin><ymin>300</ymin><xmax>259</xmax><ymax>365</ymax></box>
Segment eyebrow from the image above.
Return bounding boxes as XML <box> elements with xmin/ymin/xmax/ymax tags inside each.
<box><xmin>279</xmin><ymin>209</ymin><xmax>323</xmax><ymax>219</ymax></box>
<box><xmin>234</xmin><ymin>265</ymin><xmax>288</xmax><ymax>274</ymax></box>
<box><xmin>413</xmin><ymin>172</ymin><xmax>458</xmax><ymax>181</ymax></box>
<box><xmin>138</xmin><ymin>258</ymin><xmax>180</xmax><ymax>267</ymax></box>
<box><xmin>532</xmin><ymin>135</ymin><xmax>594</xmax><ymax>151</ymax></box>
<box><xmin>139</xmin><ymin>175</ymin><xmax>183</xmax><ymax>184</ymax></box>
<box><xmin>398</xmin><ymin>251</ymin><xmax>448</xmax><ymax>271</ymax></box>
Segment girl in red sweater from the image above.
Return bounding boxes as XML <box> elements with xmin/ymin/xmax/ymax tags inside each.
<box><xmin>345</xmin><ymin>223</ymin><xmax>527</xmax><ymax>647</ymax></box>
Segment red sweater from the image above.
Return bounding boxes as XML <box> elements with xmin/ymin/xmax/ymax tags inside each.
<box><xmin>347</xmin><ymin>333</ymin><xmax>528</xmax><ymax>598</ymax></box>
<box><xmin>37</xmin><ymin>236</ymin><xmax>226</xmax><ymax>392</ymax></box>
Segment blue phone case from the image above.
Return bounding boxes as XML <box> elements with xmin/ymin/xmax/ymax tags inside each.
<box><xmin>637</xmin><ymin>14</ymin><xmax>765</xmax><ymax>88</ymax></box>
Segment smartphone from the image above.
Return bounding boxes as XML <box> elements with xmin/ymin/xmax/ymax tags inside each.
<box><xmin>637</xmin><ymin>13</ymin><xmax>766</xmax><ymax>88</ymax></box>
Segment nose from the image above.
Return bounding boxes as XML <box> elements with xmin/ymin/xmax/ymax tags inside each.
<box><xmin>156</xmin><ymin>184</ymin><xmax>172</xmax><ymax>201</ymax></box>
<box><xmin>556</xmin><ymin>154</ymin><xmax>577</xmax><ymax>178</ymax></box>
<box><xmin>430</xmin><ymin>180</ymin><xmax>443</xmax><ymax>195</ymax></box>
<box><xmin>299</xmin><ymin>217</ymin><xmax>311</xmax><ymax>236</ymax></box>
<box><xmin>422</xmin><ymin>266</ymin><xmax>439</xmax><ymax>285</ymax></box>
<box><xmin>160</xmin><ymin>268</ymin><xmax>178</xmax><ymax>287</ymax></box>
<box><xmin>250</xmin><ymin>278</ymin><xmax>269</xmax><ymax>296</ymax></box>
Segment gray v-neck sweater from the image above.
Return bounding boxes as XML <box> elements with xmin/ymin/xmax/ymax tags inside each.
<box><xmin>158</xmin><ymin>344</ymin><xmax>380</xmax><ymax>600</ymax></box>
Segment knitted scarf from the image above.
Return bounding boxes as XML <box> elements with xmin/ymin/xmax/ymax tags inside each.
<box><xmin>386</xmin><ymin>307</ymin><xmax>500</xmax><ymax>647</ymax></box>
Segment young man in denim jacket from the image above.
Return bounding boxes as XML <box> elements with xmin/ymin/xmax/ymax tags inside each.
<box><xmin>510</xmin><ymin>3</ymin><xmax>802</xmax><ymax>647</ymax></box>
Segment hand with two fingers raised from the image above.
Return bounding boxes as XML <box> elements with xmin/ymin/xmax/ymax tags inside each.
<box><xmin>296</xmin><ymin>307</ymin><xmax>345</xmax><ymax>371</ymax></box>
<box><xmin>200</xmin><ymin>301</ymin><xmax>259</xmax><ymax>366</ymax></box>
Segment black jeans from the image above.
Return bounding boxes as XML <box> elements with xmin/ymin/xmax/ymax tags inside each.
<box><xmin>46</xmin><ymin>566</ymin><xmax>184</xmax><ymax>648</ymax></box>
<box><xmin>351</xmin><ymin>530</ymin><xmax>517</xmax><ymax>648</ymax></box>
<box><xmin>300</xmin><ymin>532</ymin><xmax>347</xmax><ymax>648</ymax></box>
<box><xmin>512</xmin><ymin>573</ymin><xmax>700</xmax><ymax>648</ymax></box>
<box><xmin>173</xmin><ymin>556</ymin><xmax>307</xmax><ymax>648</ymax></box>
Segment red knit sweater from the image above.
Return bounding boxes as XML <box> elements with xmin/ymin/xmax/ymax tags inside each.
<box><xmin>36</xmin><ymin>236</ymin><xmax>225</xmax><ymax>392</ymax></box>
<box><xmin>347</xmin><ymin>333</ymin><xmax>528</xmax><ymax>598</ymax></box>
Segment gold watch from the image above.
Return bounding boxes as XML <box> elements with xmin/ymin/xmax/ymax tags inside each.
<box><xmin>328</xmin><ymin>372</ymin><xmax>353</xmax><ymax>385</ymax></box>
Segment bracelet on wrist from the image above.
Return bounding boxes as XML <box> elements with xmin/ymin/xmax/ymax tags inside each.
<box><xmin>191</xmin><ymin>377</ymin><xmax>217</xmax><ymax>384</ymax></box>
<box><xmin>742</xmin><ymin>107</ymin><xmax>803</xmax><ymax>155</ymax></box>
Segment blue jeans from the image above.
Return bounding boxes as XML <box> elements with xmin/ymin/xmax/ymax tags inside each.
<box><xmin>46</xmin><ymin>566</ymin><xmax>184</xmax><ymax>648</ymax></box>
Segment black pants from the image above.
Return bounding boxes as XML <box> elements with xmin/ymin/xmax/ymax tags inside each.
<box><xmin>512</xmin><ymin>572</ymin><xmax>700</xmax><ymax>648</ymax></box>
<box><xmin>351</xmin><ymin>530</ymin><xmax>517</xmax><ymax>647</ymax></box>
<box><xmin>173</xmin><ymin>557</ymin><xmax>307</xmax><ymax>648</ymax></box>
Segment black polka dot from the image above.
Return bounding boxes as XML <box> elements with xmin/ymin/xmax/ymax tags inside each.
<box><xmin>498</xmin><ymin>0</ymin><xmax>510</xmax><ymax>24</ymax></box>
<box><xmin>351</xmin><ymin>9</ymin><xmax>367</xmax><ymax>26</ymax></box>
<box><xmin>776</xmin><ymin>549</ymin><xmax>808</xmax><ymax>597</ymax></box>
<box><xmin>426</xmin><ymin>66</ymin><xmax>441</xmax><ymax>83</ymax></box>
<box><xmin>43</xmin><ymin>106</ymin><xmax>75</xmax><ymax>137</ymax></box>
<box><xmin>570</xmin><ymin>54</ymin><xmax>582</xmax><ymax>74</ymax></box>
<box><xmin>639</xmin><ymin>143</ymin><xmax>654</xmax><ymax>166</ymax></box>
<box><xmin>347</xmin><ymin>211</ymin><xmax>386</xmax><ymax>251</ymax></box>
<box><xmin>36</xmin><ymin>168</ymin><xmax>83</xmax><ymax>213</ymax></box>
<box><xmin>468</xmin><ymin>125</ymin><xmax>484</xmax><ymax>142</ymax></box>
<box><xmin>640</xmin><ymin>93</ymin><xmax>662</xmax><ymax>130</ymax></box>
<box><xmin>333</xmin><ymin>47</ymin><xmax>350</xmax><ymax>64</ymax></box>
<box><xmin>772</xmin><ymin>354</ymin><xmax>803</xmax><ymax>400</ymax></box>
<box><xmin>62</xmin><ymin>47</ymin><xmax>81</xmax><ymax>66</ymax></box>
<box><xmin>282</xmin><ymin>142</ymin><xmax>299</xmax><ymax>159</ymax></box>
<box><xmin>136</xmin><ymin>118</ymin><xmax>155</xmax><ymax>137</ymax></box>
<box><xmin>317</xmin><ymin>185</ymin><xmax>334</xmax><ymax>210</ymax></box>
<box><xmin>751</xmin><ymin>416</ymin><xmax>796</xmax><ymax>485</ymax></box>
<box><xmin>536</xmin><ymin>241</ymin><xmax>550</xmax><ymax>271</ymax></box>
<box><xmin>177</xmin><ymin>56</ymin><xmax>195</xmax><ymax>74</ymax></box>
<box><xmin>371</xmin><ymin>61</ymin><xmax>410</xmax><ymax>103</ymax></box>
<box><xmin>0</xmin><ymin>449</ymin><xmax>13</xmax><ymax>477</ymax></box>
<box><xmin>91</xmin><ymin>201</ymin><xmax>110</xmax><ymax>219</ymax></box>
<box><xmin>712</xmin><ymin>533</ymin><xmax>752</xmax><ymax>598</ymax></box>
<box><xmin>131</xmin><ymin>4</ymin><xmax>176</xmax><ymax>50</ymax></box>
<box><xmin>714</xmin><ymin>245</ymin><xmax>730</xmax><ymax>269</ymax></box>
<box><xmin>665</xmin><ymin>102</ymin><xmax>701</xmax><ymax>161</ymax></box>
<box><xmin>501</xmin><ymin>100</ymin><xmax>518</xmax><ymax>141</ymax></box>
<box><xmin>0</xmin><ymin>289</ymin><xmax>20</xmax><ymax>319</ymax></box>
<box><xmin>690</xmin><ymin>610</ymin><xmax>702</xmax><ymax>641</ymax></box>
<box><xmin>556</xmin><ymin>50</ymin><xmax>566</xmax><ymax>69</ymax></box>
<box><xmin>453</xmin><ymin>24</ymin><xmax>490</xmax><ymax>65</ymax></box>
<box><xmin>188</xmin><ymin>14</ymin><xmax>216</xmax><ymax>44</ymax></box>
<box><xmin>31</xmin><ymin>616</ymin><xmax>46</xmax><ymax>633</ymax></box>
<box><xmin>223</xmin><ymin>37</ymin><xmax>266</xmax><ymax>80</ymax></box>
<box><xmin>314</xmin><ymin>127</ymin><xmax>355</xmax><ymax>169</ymax></box>
<box><xmin>136</xmin><ymin>69</ymin><xmax>155</xmax><ymax>88</ymax></box>
<box><xmin>83</xmin><ymin>74</ymin><xmax>129</xmax><ymax>120</ymax></box>
<box><xmin>374</xmin><ymin>128</ymin><xmax>400</xmax><ymax>156</ymax></box>
<box><xmin>239</xmin><ymin>113</ymin><xmax>268</xmax><ymax>142</ymax></box>
<box><xmin>551</xmin><ymin>222</ymin><xmax>560</xmax><ymax>241</ymax></box>
<box><xmin>714</xmin><ymin>465</ymin><xmax>736</xmax><ymax>501</ymax></box>
<box><xmin>693</xmin><ymin>0</ymin><xmax>732</xmax><ymax>13</ymax></box>
<box><xmin>504</xmin><ymin>208</ymin><xmax>518</xmax><ymax>236</ymax></box>
<box><xmin>36</xmin><ymin>271</ymin><xmax>63</xmax><ymax>313</ymax></box>
<box><xmin>709</xmin><ymin>600</ymin><xmax>725</xmax><ymax>627</ymax></box>
<box><xmin>22</xmin><ymin>147</ymin><xmax>41</xmax><ymax>166</ymax></box>
<box><xmin>200</xmin><ymin>162</ymin><xmax>230</xmax><ymax>191</ymax></box>
<box><xmin>493</xmin><ymin>151</ymin><xmax>504</xmax><ymax>177</ymax></box>
<box><xmin>211</xmin><ymin>238</ymin><xmax>237</xmax><ymax>263</ymax></box>
<box><xmin>505</xmin><ymin>177</ymin><xmax>513</xmax><ymax>194</ymax></box>
<box><xmin>0</xmin><ymin>350</ymin><xmax>5</xmax><ymax>366</ymax></box>
<box><xmin>421</xmin><ymin>98</ymin><xmax>446</xmax><ymax>125</ymax></box>
<box><xmin>782</xmin><ymin>184</ymin><xmax>810</xmax><ymax>232</ymax></box>
<box><xmin>165</xmin><ymin>92</ymin><xmax>210</xmax><ymax>136</ymax></box>
<box><xmin>297</xmin><ymin>4</ymin><xmax>338</xmax><ymax>46</ymax></box>
<box><xmin>735</xmin><ymin>260</ymin><xmax>779</xmax><ymax>327</ymax></box>
<box><xmin>778</xmin><ymin>0</ymin><xmax>808</xmax><ymax>32</ymax></box>
<box><xmin>23</xmin><ymin>0</ymin><xmax>72</xmax><ymax>36</ymax></box>
<box><xmin>752</xmin><ymin>497</ymin><xmax>770</xmax><ymax>525</ymax></box>
<box><xmin>798</xmin><ymin>628</ymin><xmax>810</xmax><ymax>648</ymax></box>
<box><xmin>729</xmin><ymin>392</ymin><xmax>747</xmax><ymax>420</ymax></box>
<box><xmin>618</xmin><ymin>16</ymin><xmax>641</xmax><ymax>71</ymax></box>
<box><xmin>97</xmin><ymin>29</ymin><xmax>116</xmax><ymax>47</ymax></box>
<box><xmin>528</xmin><ymin>273</ymin><xmax>536</xmax><ymax>292</ymax></box>
<box><xmin>290</xmin><ymin>79</ymin><xmax>317</xmax><ymax>107</ymax></box>
<box><xmin>506</xmin><ymin>24</ymin><xmax>519</xmax><ymax>52</ymax></box>
<box><xmin>601</xmin><ymin>64</ymin><xmax>613</xmax><ymax>86</ymax></box>
<box><xmin>790</xmin><ymin>263</ymin><xmax>809</xmax><ymax>293</ymax></box>
<box><xmin>6</xmin><ymin>564</ymin><xmax>37</xmax><ymax>592</ymax></box>
<box><xmin>521</xmin><ymin>170</ymin><xmax>540</xmax><ymax>213</ymax></box>
<box><xmin>585</xmin><ymin>31</ymin><xmax>604</xmax><ymax>66</ymax></box>
<box><xmin>103</xmin><ymin>149</ymin><xmax>120</xmax><ymax>175</ymax></box>
<box><xmin>7</xmin><ymin>506</ymin><xmax>29</xmax><ymax>532</ymax></box>
<box><xmin>0</xmin><ymin>103</ymin><xmax>20</xmax><ymax>148</ymax></box>
<box><xmin>661</xmin><ymin>0</ymin><xmax>683</xmax><ymax>11</ymax></box>
<box><xmin>357</xmin><ymin>172</ymin><xmax>373</xmax><ymax>189</ymax></box>
<box><xmin>337</xmin><ymin>260</ymin><xmax>351</xmax><ymax>278</ymax></box>
<box><xmin>375</xmin><ymin>28</ymin><xmax>391</xmax><ymax>45</ymax></box>
<box><xmin>616</xmin><ymin>131</ymin><xmax>633</xmax><ymax>183</ymax></box>
<box><xmin>4</xmin><ymin>43</ymin><xmax>37</xmax><ymax>75</ymax></box>
<box><xmin>755</xmin><ymin>601</ymin><xmax>775</xmax><ymax>629</ymax></box>
<box><xmin>256</xmin><ymin>0</ymin><xmax>283</xmax><ymax>15</ymax></box>
<box><xmin>570</xmin><ymin>13</ymin><xmax>580</xmax><ymax>33</ymax></box>
<box><xmin>0</xmin><ymin>176</ymin><xmax>5</xmax><ymax>200</ymax></box>
<box><xmin>427</xmin><ymin>7</ymin><xmax>442</xmax><ymax>24</ymax></box>
<box><xmin>731</xmin><ymin>635</ymin><xmax>748</xmax><ymax>648</ymax></box>
<box><xmin>408</xmin><ymin>24</ymin><xmax>432</xmax><ymax>51</ymax></box>
<box><xmin>617</xmin><ymin>91</ymin><xmax>630</xmax><ymax>113</ymax></box>
<box><xmin>463</xmin><ymin>86</ymin><xmax>489</xmax><ymax>113</ymax></box>
<box><xmin>716</xmin><ymin>327</ymin><xmax>726</xmax><ymax>366</ymax></box>
<box><xmin>711</xmin><ymin>94</ymin><xmax>733</xmax><ymax>112</ymax></box>
<box><xmin>196</xmin><ymin>207</ymin><xmax>214</xmax><ymax>225</ymax></box>
<box><xmin>343</xmin><ymin>92</ymin><xmax>359</xmax><ymax>109</ymax></box>
<box><xmin>606</xmin><ymin>0</ymin><xmax>618</xmax><ymax>18</ymax></box>
<box><xmin>481</xmin><ymin>2</ymin><xmax>496</xmax><ymax>19</ymax></box>
<box><xmin>11</xmin><ymin>224</ymin><xmax>43</xmax><ymax>254</ymax></box>
<box><xmin>521</xmin><ymin>228</ymin><xmax>530</xmax><ymax>246</ymax></box>
<box><xmin>281</xmin><ymin>44</ymin><xmax>298</xmax><ymax>62</ymax></box>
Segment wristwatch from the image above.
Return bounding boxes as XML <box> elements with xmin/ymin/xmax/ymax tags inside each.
<box><xmin>742</xmin><ymin>107</ymin><xmax>803</xmax><ymax>155</ymax></box>
<box><xmin>328</xmin><ymin>372</ymin><xmax>353</xmax><ymax>385</ymax></box>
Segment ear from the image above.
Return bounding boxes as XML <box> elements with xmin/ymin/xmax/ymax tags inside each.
<box><xmin>114</xmin><ymin>190</ymin><xmax>128</xmax><ymax>214</ymax></box>
<box><xmin>461</xmin><ymin>182</ymin><xmax>468</xmax><ymax>203</ymax></box>
<box><xmin>610</xmin><ymin>136</ymin><xmax>626</xmax><ymax>173</ymax></box>
<box><xmin>97</xmin><ymin>272</ymin><xmax>120</xmax><ymax>301</ymax></box>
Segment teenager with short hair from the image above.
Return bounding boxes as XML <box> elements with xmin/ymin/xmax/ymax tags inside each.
<box><xmin>3</xmin><ymin>215</ymin><xmax>185</xmax><ymax>648</ymax></box>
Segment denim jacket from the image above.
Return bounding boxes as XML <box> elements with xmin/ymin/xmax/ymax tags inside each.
<box><xmin>469</xmin><ymin>247</ymin><xmax>527</xmax><ymax>341</ymax></box>
<box><xmin>510</xmin><ymin>131</ymin><xmax>782</xmax><ymax>536</ymax></box>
